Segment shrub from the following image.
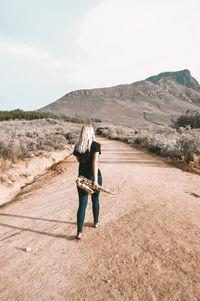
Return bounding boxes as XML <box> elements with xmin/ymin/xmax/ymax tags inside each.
<box><xmin>0</xmin><ymin>119</ymin><xmax>81</xmax><ymax>163</ymax></box>
<box><xmin>96</xmin><ymin>125</ymin><xmax>200</xmax><ymax>166</ymax></box>
<box><xmin>0</xmin><ymin>109</ymin><xmax>101</xmax><ymax>124</ymax></box>
<box><xmin>174</xmin><ymin>112</ymin><xmax>200</xmax><ymax>129</ymax></box>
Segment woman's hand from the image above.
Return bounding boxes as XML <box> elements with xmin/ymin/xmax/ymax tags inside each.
<box><xmin>93</xmin><ymin>179</ymin><xmax>98</xmax><ymax>190</ymax></box>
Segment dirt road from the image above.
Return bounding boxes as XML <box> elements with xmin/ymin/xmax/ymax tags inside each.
<box><xmin>0</xmin><ymin>137</ymin><xmax>200</xmax><ymax>301</ymax></box>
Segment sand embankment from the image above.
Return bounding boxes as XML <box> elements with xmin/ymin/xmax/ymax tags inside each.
<box><xmin>0</xmin><ymin>146</ymin><xmax>73</xmax><ymax>206</ymax></box>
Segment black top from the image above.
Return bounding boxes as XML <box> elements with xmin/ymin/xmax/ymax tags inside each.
<box><xmin>73</xmin><ymin>141</ymin><xmax>101</xmax><ymax>178</ymax></box>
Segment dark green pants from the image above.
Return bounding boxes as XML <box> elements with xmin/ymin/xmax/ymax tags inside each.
<box><xmin>77</xmin><ymin>174</ymin><xmax>102</xmax><ymax>233</ymax></box>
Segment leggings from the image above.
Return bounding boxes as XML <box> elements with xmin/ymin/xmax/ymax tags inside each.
<box><xmin>77</xmin><ymin>174</ymin><xmax>102</xmax><ymax>233</ymax></box>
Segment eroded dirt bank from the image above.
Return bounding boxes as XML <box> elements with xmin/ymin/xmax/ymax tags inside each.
<box><xmin>0</xmin><ymin>137</ymin><xmax>200</xmax><ymax>301</ymax></box>
<box><xmin>0</xmin><ymin>146</ymin><xmax>73</xmax><ymax>206</ymax></box>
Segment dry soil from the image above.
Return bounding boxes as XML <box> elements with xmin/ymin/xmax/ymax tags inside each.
<box><xmin>0</xmin><ymin>137</ymin><xmax>200</xmax><ymax>301</ymax></box>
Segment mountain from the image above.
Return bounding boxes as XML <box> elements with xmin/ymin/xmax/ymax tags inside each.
<box><xmin>39</xmin><ymin>69</ymin><xmax>200</xmax><ymax>127</ymax></box>
<box><xmin>146</xmin><ymin>69</ymin><xmax>200</xmax><ymax>92</ymax></box>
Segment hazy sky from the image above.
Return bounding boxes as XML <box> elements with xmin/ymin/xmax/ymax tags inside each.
<box><xmin>0</xmin><ymin>0</ymin><xmax>199</xmax><ymax>111</ymax></box>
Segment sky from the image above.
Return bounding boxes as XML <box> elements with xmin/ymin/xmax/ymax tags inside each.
<box><xmin>0</xmin><ymin>0</ymin><xmax>199</xmax><ymax>111</ymax></box>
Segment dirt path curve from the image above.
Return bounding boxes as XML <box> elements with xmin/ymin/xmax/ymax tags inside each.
<box><xmin>0</xmin><ymin>137</ymin><xmax>200</xmax><ymax>301</ymax></box>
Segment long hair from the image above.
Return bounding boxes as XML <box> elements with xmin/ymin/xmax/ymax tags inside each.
<box><xmin>75</xmin><ymin>124</ymin><xmax>96</xmax><ymax>153</ymax></box>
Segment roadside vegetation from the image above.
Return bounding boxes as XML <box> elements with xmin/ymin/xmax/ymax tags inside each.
<box><xmin>1</xmin><ymin>111</ymin><xmax>200</xmax><ymax>174</ymax></box>
<box><xmin>174</xmin><ymin>111</ymin><xmax>200</xmax><ymax>129</ymax></box>
<box><xmin>96</xmin><ymin>121</ymin><xmax>200</xmax><ymax>173</ymax></box>
<box><xmin>0</xmin><ymin>109</ymin><xmax>101</xmax><ymax>124</ymax></box>
<box><xmin>0</xmin><ymin>119</ymin><xmax>82</xmax><ymax>171</ymax></box>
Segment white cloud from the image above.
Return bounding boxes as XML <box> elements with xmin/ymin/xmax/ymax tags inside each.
<box><xmin>0</xmin><ymin>39</ymin><xmax>76</xmax><ymax>109</ymax></box>
<box><xmin>69</xmin><ymin>0</ymin><xmax>200</xmax><ymax>85</ymax></box>
<box><xmin>0</xmin><ymin>38</ymin><xmax>77</xmax><ymax>83</ymax></box>
<box><xmin>0</xmin><ymin>0</ymin><xmax>199</xmax><ymax>110</ymax></box>
<box><xmin>0</xmin><ymin>40</ymin><xmax>50</xmax><ymax>60</ymax></box>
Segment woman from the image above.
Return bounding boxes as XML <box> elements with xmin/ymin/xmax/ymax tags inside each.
<box><xmin>73</xmin><ymin>124</ymin><xmax>102</xmax><ymax>240</ymax></box>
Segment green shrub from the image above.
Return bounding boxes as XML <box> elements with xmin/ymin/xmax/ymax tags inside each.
<box><xmin>174</xmin><ymin>112</ymin><xmax>200</xmax><ymax>129</ymax></box>
<box><xmin>0</xmin><ymin>109</ymin><xmax>99</xmax><ymax>124</ymax></box>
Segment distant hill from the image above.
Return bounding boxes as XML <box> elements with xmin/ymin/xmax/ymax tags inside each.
<box><xmin>39</xmin><ymin>69</ymin><xmax>200</xmax><ymax>127</ymax></box>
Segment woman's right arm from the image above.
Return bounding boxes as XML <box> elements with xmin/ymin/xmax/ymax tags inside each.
<box><xmin>92</xmin><ymin>152</ymin><xmax>99</xmax><ymax>188</ymax></box>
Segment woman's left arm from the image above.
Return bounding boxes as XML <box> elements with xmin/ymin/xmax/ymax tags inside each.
<box><xmin>92</xmin><ymin>152</ymin><xmax>99</xmax><ymax>188</ymax></box>
<box><xmin>75</xmin><ymin>156</ymin><xmax>80</xmax><ymax>162</ymax></box>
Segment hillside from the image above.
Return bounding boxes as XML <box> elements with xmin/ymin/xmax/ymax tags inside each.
<box><xmin>39</xmin><ymin>70</ymin><xmax>200</xmax><ymax>127</ymax></box>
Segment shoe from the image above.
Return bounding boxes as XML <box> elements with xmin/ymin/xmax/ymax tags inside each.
<box><xmin>94</xmin><ymin>222</ymin><xmax>101</xmax><ymax>228</ymax></box>
<box><xmin>75</xmin><ymin>232</ymin><xmax>82</xmax><ymax>240</ymax></box>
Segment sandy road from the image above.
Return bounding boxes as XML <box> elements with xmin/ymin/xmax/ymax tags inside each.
<box><xmin>0</xmin><ymin>137</ymin><xmax>200</xmax><ymax>301</ymax></box>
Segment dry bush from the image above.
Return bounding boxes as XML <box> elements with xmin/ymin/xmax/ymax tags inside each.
<box><xmin>0</xmin><ymin>157</ymin><xmax>13</xmax><ymax>173</ymax></box>
<box><xmin>96</xmin><ymin>124</ymin><xmax>200</xmax><ymax>166</ymax></box>
<box><xmin>96</xmin><ymin>126</ymin><xmax>134</xmax><ymax>141</ymax></box>
<box><xmin>0</xmin><ymin>119</ymin><xmax>81</xmax><ymax>165</ymax></box>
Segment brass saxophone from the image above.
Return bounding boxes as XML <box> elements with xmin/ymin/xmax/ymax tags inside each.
<box><xmin>76</xmin><ymin>176</ymin><xmax>115</xmax><ymax>195</ymax></box>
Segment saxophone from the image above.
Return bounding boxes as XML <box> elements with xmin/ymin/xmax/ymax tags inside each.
<box><xmin>76</xmin><ymin>176</ymin><xmax>115</xmax><ymax>195</ymax></box>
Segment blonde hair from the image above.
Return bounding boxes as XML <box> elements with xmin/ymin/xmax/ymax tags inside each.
<box><xmin>75</xmin><ymin>124</ymin><xmax>96</xmax><ymax>153</ymax></box>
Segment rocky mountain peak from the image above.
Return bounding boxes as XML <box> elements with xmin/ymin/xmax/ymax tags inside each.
<box><xmin>146</xmin><ymin>69</ymin><xmax>200</xmax><ymax>91</ymax></box>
